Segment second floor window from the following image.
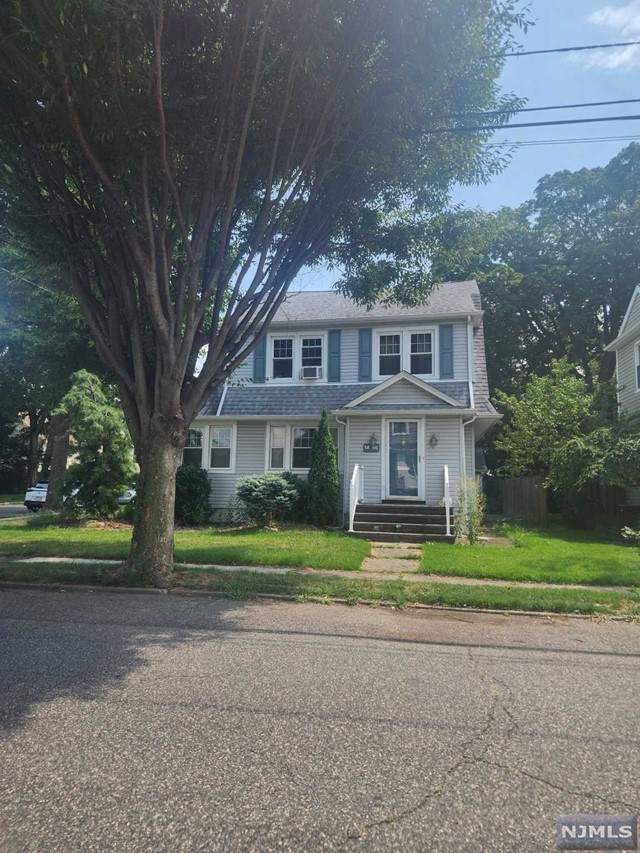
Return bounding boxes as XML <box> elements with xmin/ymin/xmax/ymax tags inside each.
<box><xmin>410</xmin><ymin>333</ymin><xmax>432</xmax><ymax>374</ymax></box>
<box><xmin>273</xmin><ymin>338</ymin><xmax>293</xmax><ymax>378</ymax></box>
<box><xmin>379</xmin><ymin>334</ymin><xmax>401</xmax><ymax>375</ymax></box>
<box><xmin>302</xmin><ymin>338</ymin><xmax>322</xmax><ymax>368</ymax></box>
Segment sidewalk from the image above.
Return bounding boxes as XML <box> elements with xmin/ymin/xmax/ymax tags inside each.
<box><xmin>13</xmin><ymin>549</ymin><xmax>636</xmax><ymax>594</ymax></box>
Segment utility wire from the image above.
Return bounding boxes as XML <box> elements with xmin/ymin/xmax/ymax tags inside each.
<box><xmin>438</xmin><ymin>114</ymin><xmax>640</xmax><ymax>133</ymax></box>
<box><xmin>485</xmin><ymin>135</ymin><xmax>640</xmax><ymax>148</ymax></box>
<box><xmin>466</xmin><ymin>98</ymin><xmax>640</xmax><ymax>118</ymax></box>
<box><xmin>486</xmin><ymin>40</ymin><xmax>640</xmax><ymax>58</ymax></box>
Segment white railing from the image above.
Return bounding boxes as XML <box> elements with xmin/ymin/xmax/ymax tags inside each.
<box><xmin>443</xmin><ymin>464</ymin><xmax>452</xmax><ymax>537</ymax></box>
<box><xmin>349</xmin><ymin>464</ymin><xmax>364</xmax><ymax>532</ymax></box>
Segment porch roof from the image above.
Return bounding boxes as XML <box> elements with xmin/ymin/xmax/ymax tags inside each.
<box><xmin>199</xmin><ymin>380</ymin><xmax>471</xmax><ymax>417</ymax></box>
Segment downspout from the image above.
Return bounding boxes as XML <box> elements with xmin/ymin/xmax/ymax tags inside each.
<box><xmin>467</xmin><ymin>317</ymin><xmax>475</xmax><ymax>409</ymax></box>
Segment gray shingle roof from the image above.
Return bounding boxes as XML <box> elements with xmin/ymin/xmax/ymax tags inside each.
<box><xmin>271</xmin><ymin>280</ymin><xmax>480</xmax><ymax>325</ymax></box>
<box><xmin>199</xmin><ymin>381</ymin><xmax>470</xmax><ymax>418</ymax></box>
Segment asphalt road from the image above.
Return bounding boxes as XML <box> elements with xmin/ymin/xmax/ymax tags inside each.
<box><xmin>0</xmin><ymin>504</ymin><xmax>27</xmax><ymax>519</ymax></box>
<box><xmin>1</xmin><ymin>590</ymin><xmax>639</xmax><ymax>853</ymax></box>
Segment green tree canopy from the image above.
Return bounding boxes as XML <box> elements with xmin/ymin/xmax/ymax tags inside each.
<box><xmin>430</xmin><ymin>143</ymin><xmax>640</xmax><ymax>392</ymax></box>
<box><xmin>0</xmin><ymin>0</ymin><xmax>527</xmax><ymax>584</ymax></box>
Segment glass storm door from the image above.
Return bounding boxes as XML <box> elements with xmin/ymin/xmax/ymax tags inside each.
<box><xmin>388</xmin><ymin>421</ymin><xmax>419</xmax><ymax>498</ymax></box>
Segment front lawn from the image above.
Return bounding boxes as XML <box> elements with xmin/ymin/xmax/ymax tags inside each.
<box><xmin>0</xmin><ymin>493</ymin><xmax>22</xmax><ymax>504</ymax></box>
<box><xmin>421</xmin><ymin>524</ymin><xmax>640</xmax><ymax>587</ymax></box>
<box><xmin>0</xmin><ymin>519</ymin><xmax>369</xmax><ymax>572</ymax></box>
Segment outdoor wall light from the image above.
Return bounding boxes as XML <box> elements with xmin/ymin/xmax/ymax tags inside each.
<box><xmin>429</xmin><ymin>433</ymin><xmax>438</xmax><ymax>448</ymax></box>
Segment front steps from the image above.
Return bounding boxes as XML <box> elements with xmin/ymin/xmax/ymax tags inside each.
<box><xmin>351</xmin><ymin>502</ymin><xmax>455</xmax><ymax>544</ymax></box>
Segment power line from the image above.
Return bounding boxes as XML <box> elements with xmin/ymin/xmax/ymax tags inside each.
<box><xmin>485</xmin><ymin>135</ymin><xmax>640</xmax><ymax>148</ymax></box>
<box><xmin>468</xmin><ymin>98</ymin><xmax>640</xmax><ymax>118</ymax></box>
<box><xmin>487</xmin><ymin>40</ymin><xmax>640</xmax><ymax>58</ymax></box>
<box><xmin>440</xmin><ymin>114</ymin><xmax>640</xmax><ymax>133</ymax></box>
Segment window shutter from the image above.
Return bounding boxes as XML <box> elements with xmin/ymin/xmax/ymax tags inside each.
<box><xmin>328</xmin><ymin>329</ymin><xmax>341</xmax><ymax>383</ymax></box>
<box><xmin>253</xmin><ymin>335</ymin><xmax>266</xmax><ymax>383</ymax></box>
<box><xmin>439</xmin><ymin>324</ymin><xmax>454</xmax><ymax>379</ymax></box>
<box><xmin>358</xmin><ymin>329</ymin><xmax>372</xmax><ymax>382</ymax></box>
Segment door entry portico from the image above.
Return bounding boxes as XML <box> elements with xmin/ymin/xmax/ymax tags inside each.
<box><xmin>386</xmin><ymin>420</ymin><xmax>422</xmax><ymax>499</ymax></box>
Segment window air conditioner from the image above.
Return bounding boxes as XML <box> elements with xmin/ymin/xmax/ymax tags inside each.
<box><xmin>301</xmin><ymin>365</ymin><xmax>322</xmax><ymax>379</ymax></box>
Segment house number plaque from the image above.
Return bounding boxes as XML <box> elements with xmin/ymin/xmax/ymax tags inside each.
<box><xmin>363</xmin><ymin>442</ymin><xmax>380</xmax><ymax>453</ymax></box>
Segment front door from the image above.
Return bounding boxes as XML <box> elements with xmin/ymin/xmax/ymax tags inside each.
<box><xmin>386</xmin><ymin>420</ymin><xmax>422</xmax><ymax>499</ymax></box>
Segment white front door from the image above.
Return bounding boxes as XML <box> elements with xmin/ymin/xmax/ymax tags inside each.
<box><xmin>385</xmin><ymin>419</ymin><xmax>424</xmax><ymax>500</ymax></box>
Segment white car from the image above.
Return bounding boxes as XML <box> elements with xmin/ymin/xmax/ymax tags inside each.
<box><xmin>24</xmin><ymin>482</ymin><xmax>136</xmax><ymax>511</ymax></box>
<box><xmin>24</xmin><ymin>481</ymin><xmax>48</xmax><ymax>511</ymax></box>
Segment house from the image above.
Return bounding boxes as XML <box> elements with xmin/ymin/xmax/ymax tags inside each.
<box><xmin>604</xmin><ymin>284</ymin><xmax>640</xmax><ymax>506</ymax></box>
<box><xmin>187</xmin><ymin>279</ymin><xmax>499</xmax><ymax>540</ymax></box>
<box><xmin>604</xmin><ymin>285</ymin><xmax>640</xmax><ymax>423</ymax></box>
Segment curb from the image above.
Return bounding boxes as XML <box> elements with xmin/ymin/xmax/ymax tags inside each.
<box><xmin>1</xmin><ymin>580</ymin><xmax>637</xmax><ymax>621</ymax></box>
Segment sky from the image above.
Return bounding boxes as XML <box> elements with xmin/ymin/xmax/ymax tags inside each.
<box><xmin>294</xmin><ymin>0</ymin><xmax>640</xmax><ymax>291</ymax></box>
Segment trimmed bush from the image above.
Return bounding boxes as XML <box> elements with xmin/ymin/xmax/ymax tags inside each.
<box><xmin>236</xmin><ymin>473</ymin><xmax>298</xmax><ymax>527</ymax></box>
<box><xmin>175</xmin><ymin>466</ymin><xmax>211</xmax><ymax>526</ymax></box>
<box><xmin>307</xmin><ymin>408</ymin><xmax>340</xmax><ymax>526</ymax></box>
<box><xmin>280</xmin><ymin>471</ymin><xmax>309</xmax><ymax>522</ymax></box>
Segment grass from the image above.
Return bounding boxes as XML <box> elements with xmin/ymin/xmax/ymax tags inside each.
<box><xmin>0</xmin><ymin>519</ymin><xmax>370</xmax><ymax>572</ymax></box>
<box><xmin>0</xmin><ymin>492</ymin><xmax>22</xmax><ymax>504</ymax></box>
<box><xmin>420</xmin><ymin>523</ymin><xmax>640</xmax><ymax>588</ymax></box>
<box><xmin>0</xmin><ymin>558</ymin><xmax>637</xmax><ymax>615</ymax></box>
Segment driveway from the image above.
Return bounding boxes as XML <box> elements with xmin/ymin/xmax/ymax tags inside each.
<box><xmin>1</xmin><ymin>590</ymin><xmax>638</xmax><ymax>852</ymax></box>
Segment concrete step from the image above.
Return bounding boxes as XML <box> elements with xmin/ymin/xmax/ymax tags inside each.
<box><xmin>353</xmin><ymin>521</ymin><xmax>449</xmax><ymax>535</ymax></box>
<box><xmin>354</xmin><ymin>512</ymin><xmax>453</xmax><ymax>526</ymax></box>
<box><xmin>350</xmin><ymin>531</ymin><xmax>455</xmax><ymax>544</ymax></box>
<box><xmin>356</xmin><ymin>503</ymin><xmax>447</xmax><ymax>516</ymax></box>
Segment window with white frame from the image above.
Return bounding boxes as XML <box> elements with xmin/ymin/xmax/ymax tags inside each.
<box><xmin>292</xmin><ymin>427</ymin><xmax>315</xmax><ymax>469</ymax></box>
<box><xmin>269</xmin><ymin>425</ymin><xmax>286</xmax><ymax>470</ymax></box>
<box><xmin>636</xmin><ymin>341</ymin><xmax>640</xmax><ymax>391</ymax></box>
<box><xmin>210</xmin><ymin>426</ymin><xmax>233</xmax><ymax>469</ymax></box>
<box><xmin>268</xmin><ymin>424</ymin><xmax>338</xmax><ymax>470</ymax></box>
<box><xmin>376</xmin><ymin>328</ymin><xmax>436</xmax><ymax>378</ymax></box>
<box><xmin>379</xmin><ymin>334</ymin><xmax>401</xmax><ymax>375</ymax></box>
<box><xmin>182</xmin><ymin>429</ymin><xmax>203</xmax><ymax>467</ymax></box>
<box><xmin>410</xmin><ymin>332</ymin><xmax>433</xmax><ymax>375</ymax></box>
<box><xmin>301</xmin><ymin>337</ymin><xmax>322</xmax><ymax>373</ymax></box>
<box><xmin>272</xmin><ymin>338</ymin><xmax>293</xmax><ymax>379</ymax></box>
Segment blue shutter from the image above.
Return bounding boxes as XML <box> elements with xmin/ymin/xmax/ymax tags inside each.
<box><xmin>358</xmin><ymin>329</ymin><xmax>372</xmax><ymax>382</ymax></box>
<box><xmin>439</xmin><ymin>324</ymin><xmax>454</xmax><ymax>379</ymax></box>
<box><xmin>328</xmin><ymin>329</ymin><xmax>341</xmax><ymax>383</ymax></box>
<box><xmin>253</xmin><ymin>335</ymin><xmax>266</xmax><ymax>383</ymax></box>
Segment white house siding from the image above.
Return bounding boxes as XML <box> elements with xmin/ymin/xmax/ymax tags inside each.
<box><xmin>617</xmin><ymin>337</ymin><xmax>639</xmax><ymax>415</ymax></box>
<box><xmin>232</xmin><ymin>356</ymin><xmax>253</xmax><ymax>381</ymax></box>
<box><xmin>208</xmin><ymin>422</ymin><xmax>266</xmax><ymax>510</ymax></box>
<box><xmin>358</xmin><ymin>379</ymin><xmax>438</xmax><ymax>406</ymax></box>
<box><xmin>464</xmin><ymin>424</ymin><xmax>475</xmax><ymax>480</ymax></box>
<box><xmin>424</xmin><ymin>416</ymin><xmax>463</xmax><ymax>505</ymax></box>
<box><xmin>347</xmin><ymin>416</ymin><xmax>383</xmax><ymax>503</ymax></box>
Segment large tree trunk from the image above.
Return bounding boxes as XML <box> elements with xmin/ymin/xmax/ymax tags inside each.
<box><xmin>45</xmin><ymin>413</ymin><xmax>70</xmax><ymax>510</ymax></box>
<box><xmin>26</xmin><ymin>410</ymin><xmax>42</xmax><ymax>485</ymax></box>
<box><xmin>123</xmin><ymin>421</ymin><xmax>184</xmax><ymax>588</ymax></box>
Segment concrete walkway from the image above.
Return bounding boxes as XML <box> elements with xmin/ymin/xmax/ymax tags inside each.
<box><xmin>12</xmin><ymin>553</ymin><xmax>636</xmax><ymax>593</ymax></box>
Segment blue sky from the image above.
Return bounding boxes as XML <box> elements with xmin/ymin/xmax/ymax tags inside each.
<box><xmin>453</xmin><ymin>0</ymin><xmax>640</xmax><ymax>209</ymax></box>
<box><xmin>295</xmin><ymin>0</ymin><xmax>640</xmax><ymax>291</ymax></box>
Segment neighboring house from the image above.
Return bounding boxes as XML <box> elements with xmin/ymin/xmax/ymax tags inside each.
<box><xmin>604</xmin><ymin>284</ymin><xmax>640</xmax><ymax>506</ymax></box>
<box><xmin>187</xmin><ymin>279</ymin><xmax>500</xmax><ymax>539</ymax></box>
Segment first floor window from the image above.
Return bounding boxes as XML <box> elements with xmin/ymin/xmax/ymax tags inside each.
<box><xmin>379</xmin><ymin>334</ymin><xmax>401</xmax><ymax>375</ymax></box>
<box><xmin>636</xmin><ymin>342</ymin><xmax>640</xmax><ymax>390</ymax></box>
<box><xmin>410</xmin><ymin>332</ymin><xmax>432</xmax><ymax>374</ymax></box>
<box><xmin>210</xmin><ymin>427</ymin><xmax>232</xmax><ymax>469</ymax></box>
<box><xmin>273</xmin><ymin>338</ymin><xmax>293</xmax><ymax>378</ymax></box>
<box><xmin>292</xmin><ymin>427</ymin><xmax>316</xmax><ymax>469</ymax></box>
<box><xmin>269</xmin><ymin>425</ymin><xmax>286</xmax><ymax>469</ymax></box>
<box><xmin>183</xmin><ymin>429</ymin><xmax>203</xmax><ymax>467</ymax></box>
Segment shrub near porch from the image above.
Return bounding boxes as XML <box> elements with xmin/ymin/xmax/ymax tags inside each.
<box><xmin>420</xmin><ymin>524</ymin><xmax>640</xmax><ymax>588</ymax></box>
